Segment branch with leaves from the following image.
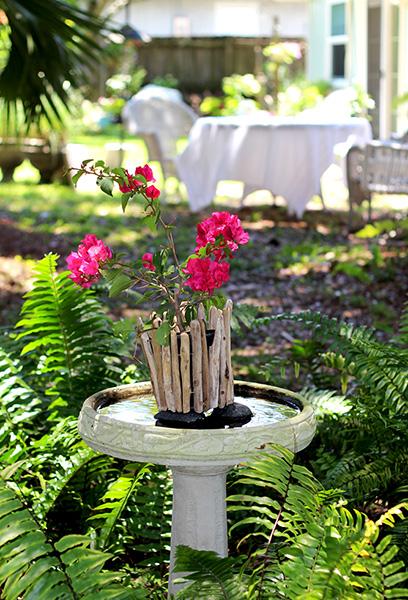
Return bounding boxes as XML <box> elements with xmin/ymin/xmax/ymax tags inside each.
<box><xmin>67</xmin><ymin>160</ymin><xmax>249</xmax><ymax>343</ymax></box>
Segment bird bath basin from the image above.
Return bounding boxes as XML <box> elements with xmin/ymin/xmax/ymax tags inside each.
<box><xmin>78</xmin><ymin>380</ymin><xmax>315</xmax><ymax>596</ymax></box>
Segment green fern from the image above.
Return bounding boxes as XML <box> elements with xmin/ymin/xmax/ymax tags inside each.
<box><xmin>128</xmin><ymin>466</ymin><xmax>172</xmax><ymax>568</ymax></box>
<box><xmin>0</xmin><ymin>477</ymin><xmax>144</xmax><ymax>599</ymax></box>
<box><xmin>174</xmin><ymin>546</ymin><xmax>249</xmax><ymax>599</ymax></box>
<box><xmin>255</xmin><ymin>310</ymin><xmax>408</xmax><ymax>414</ymax></box>
<box><xmin>179</xmin><ymin>450</ymin><xmax>408</xmax><ymax>599</ymax></box>
<box><xmin>398</xmin><ymin>301</ymin><xmax>408</xmax><ymax>345</ymax></box>
<box><xmin>0</xmin><ymin>346</ymin><xmax>42</xmax><ymax>460</ymax></box>
<box><xmin>229</xmin><ymin>446</ymin><xmax>321</xmax><ymax>545</ymax></box>
<box><xmin>89</xmin><ymin>463</ymin><xmax>152</xmax><ymax>550</ymax></box>
<box><xmin>20</xmin><ymin>417</ymin><xmax>115</xmax><ymax>535</ymax></box>
<box><xmin>15</xmin><ymin>254</ymin><xmax>124</xmax><ymax>416</ymax></box>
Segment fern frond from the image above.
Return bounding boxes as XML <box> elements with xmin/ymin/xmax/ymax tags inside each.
<box><xmin>256</xmin><ymin>311</ymin><xmax>408</xmax><ymax>413</ymax></box>
<box><xmin>0</xmin><ymin>346</ymin><xmax>42</xmax><ymax>461</ymax></box>
<box><xmin>128</xmin><ymin>466</ymin><xmax>172</xmax><ymax>567</ymax></box>
<box><xmin>0</xmin><ymin>478</ymin><xmax>140</xmax><ymax>599</ymax></box>
<box><xmin>22</xmin><ymin>417</ymin><xmax>115</xmax><ymax>529</ymax></box>
<box><xmin>90</xmin><ymin>463</ymin><xmax>152</xmax><ymax>550</ymax></box>
<box><xmin>15</xmin><ymin>254</ymin><xmax>124</xmax><ymax>415</ymax></box>
<box><xmin>174</xmin><ymin>546</ymin><xmax>249</xmax><ymax>599</ymax></box>
<box><xmin>300</xmin><ymin>386</ymin><xmax>351</xmax><ymax>417</ymax></box>
<box><xmin>228</xmin><ymin>451</ymin><xmax>408</xmax><ymax>599</ymax></box>
<box><xmin>397</xmin><ymin>300</ymin><xmax>408</xmax><ymax>345</ymax></box>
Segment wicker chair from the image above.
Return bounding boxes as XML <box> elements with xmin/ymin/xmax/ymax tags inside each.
<box><xmin>346</xmin><ymin>140</ymin><xmax>408</xmax><ymax>229</ymax></box>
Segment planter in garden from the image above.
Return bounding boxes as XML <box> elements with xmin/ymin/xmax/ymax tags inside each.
<box><xmin>70</xmin><ymin>160</ymin><xmax>317</xmax><ymax>596</ymax></box>
<box><xmin>0</xmin><ymin>137</ymin><xmax>69</xmax><ymax>183</ymax></box>
<box><xmin>140</xmin><ymin>301</ymin><xmax>253</xmax><ymax>428</ymax></box>
<box><xmin>67</xmin><ymin>161</ymin><xmax>252</xmax><ymax>427</ymax></box>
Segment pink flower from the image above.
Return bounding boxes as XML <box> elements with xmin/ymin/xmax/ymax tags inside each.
<box><xmin>66</xmin><ymin>235</ymin><xmax>112</xmax><ymax>288</ymax></box>
<box><xmin>118</xmin><ymin>170</ymin><xmax>143</xmax><ymax>193</ymax></box>
<box><xmin>135</xmin><ymin>164</ymin><xmax>155</xmax><ymax>182</ymax></box>
<box><xmin>195</xmin><ymin>212</ymin><xmax>249</xmax><ymax>258</ymax></box>
<box><xmin>142</xmin><ymin>252</ymin><xmax>156</xmax><ymax>271</ymax></box>
<box><xmin>145</xmin><ymin>185</ymin><xmax>160</xmax><ymax>200</ymax></box>
<box><xmin>183</xmin><ymin>257</ymin><xmax>230</xmax><ymax>295</ymax></box>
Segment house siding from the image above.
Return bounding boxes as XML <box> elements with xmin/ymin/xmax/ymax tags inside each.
<box><xmin>307</xmin><ymin>0</ymin><xmax>327</xmax><ymax>81</ymax></box>
<box><xmin>116</xmin><ymin>0</ymin><xmax>308</xmax><ymax>38</ymax></box>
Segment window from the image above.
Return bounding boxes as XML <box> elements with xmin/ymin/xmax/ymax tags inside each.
<box><xmin>328</xmin><ymin>1</ymin><xmax>347</xmax><ymax>81</ymax></box>
<box><xmin>331</xmin><ymin>3</ymin><xmax>345</xmax><ymax>36</ymax></box>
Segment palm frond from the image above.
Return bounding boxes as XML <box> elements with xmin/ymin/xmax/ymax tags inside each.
<box><xmin>0</xmin><ymin>0</ymin><xmax>107</xmax><ymax>131</ymax></box>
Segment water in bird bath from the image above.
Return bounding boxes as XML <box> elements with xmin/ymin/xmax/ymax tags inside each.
<box><xmin>97</xmin><ymin>391</ymin><xmax>299</xmax><ymax>428</ymax></box>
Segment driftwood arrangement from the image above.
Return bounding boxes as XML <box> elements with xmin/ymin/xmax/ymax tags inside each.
<box><xmin>138</xmin><ymin>300</ymin><xmax>234</xmax><ymax>413</ymax></box>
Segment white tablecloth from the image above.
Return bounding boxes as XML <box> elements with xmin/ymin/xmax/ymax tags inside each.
<box><xmin>176</xmin><ymin>115</ymin><xmax>372</xmax><ymax>215</ymax></box>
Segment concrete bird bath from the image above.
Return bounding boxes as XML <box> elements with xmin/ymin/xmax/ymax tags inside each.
<box><xmin>78</xmin><ymin>380</ymin><xmax>316</xmax><ymax>596</ymax></box>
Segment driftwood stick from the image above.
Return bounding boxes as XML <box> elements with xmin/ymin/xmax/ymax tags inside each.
<box><xmin>162</xmin><ymin>344</ymin><xmax>176</xmax><ymax>411</ymax></box>
<box><xmin>149</xmin><ymin>329</ymin><xmax>166</xmax><ymax>409</ymax></box>
<box><xmin>200</xmin><ymin>320</ymin><xmax>210</xmax><ymax>411</ymax></box>
<box><xmin>190</xmin><ymin>320</ymin><xmax>203</xmax><ymax>413</ymax></box>
<box><xmin>170</xmin><ymin>330</ymin><xmax>182</xmax><ymax>411</ymax></box>
<box><xmin>209</xmin><ymin>313</ymin><xmax>222</xmax><ymax>408</ymax></box>
<box><xmin>180</xmin><ymin>332</ymin><xmax>191</xmax><ymax>413</ymax></box>
<box><xmin>140</xmin><ymin>333</ymin><xmax>165</xmax><ymax>410</ymax></box>
<box><xmin>197</xmin><ymin>303</ymin><xmax>206</xmax><ymax>322</ymax></box>
<box><xmin>218</xmin><ymin>316</ymin><xmax>227</xmax><ymax>408</ymax></box>
<box><xmin>152</xmin><ymin>315</ymin><xmax>161</xmax><ymax>327</ymax></box>
<box><xmin>223</xmin><ymin>300</ymin><xmax>234</xmax><ymax>405</ymax></box>
<box><xmin>209</xmin><ymin>305</ymin><xmax>219</xmax><ymax>330</ymax></box>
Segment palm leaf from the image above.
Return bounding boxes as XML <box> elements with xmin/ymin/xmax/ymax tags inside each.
<box><xmin>0</xmin><ymin>0</ymin><xmax>107</xmax><ymax>131</ymax></box>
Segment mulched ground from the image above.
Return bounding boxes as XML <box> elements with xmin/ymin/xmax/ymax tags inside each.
<box><xmin>1</xmin><ymin>206</ymin><xmax>407</xmax><ymax>374</ymax></box>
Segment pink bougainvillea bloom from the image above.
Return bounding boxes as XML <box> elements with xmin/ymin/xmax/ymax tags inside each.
<box><xmin>78</xmin><ymin>235</ymin><xmax>112</xmax><ymax>263</ymax></box>
<box><xmin>183</xmin><ymin>257</ymin><xmax>230</xmax><ymax>295</ymax></box>
<box><xmin>142</xmin><ymin>252</ymin><xmax>156</xmax><ymax>271</ymax></box>
<box><xmin>66</xmin><ymin>235</ymin><xmax>112</xmax><ymax>288</ymax></box>
<box><xmin>145</xmin><ymin>185</ymin><xmax>160</xmax><ymax>200</ymax></box>
<box><xmin>135</xmin><ymin>164</ymin><xmax>155</xmax><ymax>182</ymax></box>
<box><xmin>118</xmin><ymin>170</ymin><xmax>143</xmax><ymax>193</ymax></box>
<box><xmin>195</xmin><ymin>212</ymin><xmax>249</xmax><ymax>257</ymax></box>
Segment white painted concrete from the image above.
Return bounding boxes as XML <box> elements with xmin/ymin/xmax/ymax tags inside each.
<box><xmin>169</xmin><ymin>465</ymin><xmax>229</xmax><ymax>596</ymax></box>
<box><xmin>78</xmin><ymin>381</ymin><xmax>316</xmax><ymax>596</ymax></box>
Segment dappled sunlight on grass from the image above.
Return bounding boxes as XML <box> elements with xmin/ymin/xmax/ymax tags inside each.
<box><xmin>0</xmin><ymin>178</ymin><xmax>406</xmax><ymax>340</ymax></box>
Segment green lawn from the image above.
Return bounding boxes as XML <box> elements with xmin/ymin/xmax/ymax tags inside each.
<box><xmin>0</xmin><ymin>169</ymin><xmax>407</xmax><ymax>384</ymax></box>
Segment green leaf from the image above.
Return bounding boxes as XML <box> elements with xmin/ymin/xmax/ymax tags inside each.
<box><xmin>71</xmin><ymin>170</ymin><xmax>84</xmax><ymax>186</ymax></box>
<box><xmin>121</xmin><ymin>193</ymin><xmax>132</xmax><ymax>213</ymax></box>
<box><xmin>155</xmin><ymin>321</ymin><xmax>171</xmax><ymax>346</ymax></box>
<box><xmin>111</xmin><ymin>167</ymin><xmax>127</xmax><ymax>178</ymax></box>
<box><xmin>94</xmin><ymin>160</ymin><xmax>105</xmax><ymax>168</ymax></box>
<box><xmin>143</xmin><ymin>214</ymin><xmax>157</xmax><ymax>233</ymax></box>
<box><xmin>80</xmin><ymin>159</ymin><xmax>93</xmax><ymax>167</ymax></box>
<box><xmin>134</xmin><ymin>174</ymin><xmax>147</xmax><ymax>185</ymax></box>
<box><xmin>99</xmin><ymin>177</ymin><xmax>114</xmax><ymax>197</ymax></box>
<box><xmin>106</xmin><ymin>271</ymin><xmax>133</xmax><ymax>297</ymax></box>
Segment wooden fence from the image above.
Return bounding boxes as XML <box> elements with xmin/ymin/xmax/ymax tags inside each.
<box><xmin>137</xmin><ymin>37</ymin><xmax>304</xmax><ymax>93</ymax></box>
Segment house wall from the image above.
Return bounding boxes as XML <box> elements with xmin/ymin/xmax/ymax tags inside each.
<box><xmin>307</xmin><ymin>0</ymin><xmax>327</xmax><ymax>81</ymax></box>
<box><xmin>307</xmin><ymin>0</ymin><xmax>408</xmax><ymax>137</ymax></box>
<box><xmin>116</xmin><ymin>0</ymin><xmax>308</xmax><ymax>38</ymax></box>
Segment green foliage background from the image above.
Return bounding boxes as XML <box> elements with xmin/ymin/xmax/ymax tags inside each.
<box><xmin>0</xmin><ymin>253</ymin><xmax>406</xmax><ymax>598</ymax></box>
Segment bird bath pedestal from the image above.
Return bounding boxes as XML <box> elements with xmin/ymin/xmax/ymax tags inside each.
<box><xmin>78</xmin><ymin>381</ymin><xmax>315</xmax><ymax>597</ymax></box>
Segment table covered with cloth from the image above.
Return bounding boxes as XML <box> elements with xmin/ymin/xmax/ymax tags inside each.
<box><xmin>176</xmin><ymin>115</ymin><xmax>372</xmax><ymax>216</ymax></box>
